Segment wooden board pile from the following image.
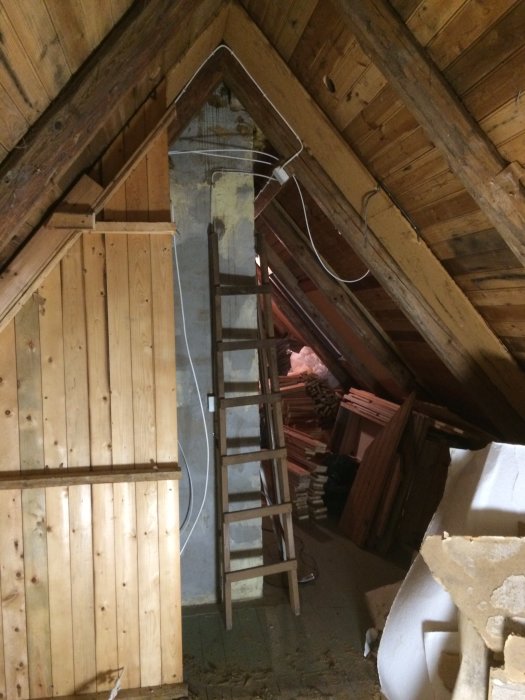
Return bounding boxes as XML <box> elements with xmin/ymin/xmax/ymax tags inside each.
<box><xmin>279</xmin><ymin>373</ymin><xmax>318</xmax><ymax>428</ymax></box>
<box><xmin>284</xmin><ymin>425</ymin><xmax>329</xmax><ymax>521</ymax></box>
<box><xmin>334</xmin><ymin>388</ymin><xmax>493</xmax><ymax>552</ymax></box>
<box><xmin>280</xmin><ymin>372</ymin><xmax>340</xmax><ymax>428</ymax></box>
<box><xmin>286</xmin><ymin>461</ymin><xmax>310</xmax><ymax>520</ymax></box>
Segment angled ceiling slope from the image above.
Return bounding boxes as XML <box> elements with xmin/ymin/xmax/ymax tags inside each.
<box><xmin>1</xmin><ymin>0</ymin><xmax>525</xmax><ymax>440</ymax></box>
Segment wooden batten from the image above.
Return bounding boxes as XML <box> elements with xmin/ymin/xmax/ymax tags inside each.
<box><xmin>0</xmin><ymin>176</ymin><xmax>102</xmax><ymax>337</ymax></box>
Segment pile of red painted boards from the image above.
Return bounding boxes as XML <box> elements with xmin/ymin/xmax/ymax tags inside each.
<box><xmin>284</xmin><ymin>425</ymin><xmax>329</xmax><ymax>521</ymax></box>
<box><xmin>334</xmin><ymin>388</ymin><xmax>492</xmax><ymax>551</ymax></box>
<box><xmin>279</xmin><ymin>373</ymin><xmax>318</xmax><ymax>428</ymax></box>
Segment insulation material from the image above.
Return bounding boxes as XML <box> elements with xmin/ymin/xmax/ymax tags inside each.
<box><xmin>378</xmin><ymin>443</ymin><xmax>525</xmax><ymax>700</ymax></box>
<box><xmin>289</xmin><ymin>346</ymin><xmax>339</xmax><ymax>388</ymax></box>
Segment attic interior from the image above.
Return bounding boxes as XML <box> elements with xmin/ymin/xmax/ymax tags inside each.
<box><xmin>1</xmin><ymin>0</ymin><xmax>525</xmax><ymax>699</ymax></box>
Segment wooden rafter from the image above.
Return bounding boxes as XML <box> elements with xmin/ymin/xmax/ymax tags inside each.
<box><xmin>268</xmin><ymin>276</ymin><xmax>350</xmax><ymax>387</ymax></box>
<box><xmin>333</xmin><ymin>0</ymin><xmax>525</xmax><ymax>268</ymax></box>
<box><xmin>2</xmin><ymin>0</ymin><xmax>525</xmax><ymax>438</ymax></box>
<box><xmin>263</xmin><ymin>238</ymin><xmax>378</xmax><ymax>391</ymax></box>
<box><xmin>0</xmin><ymin>0</ymin><xmax>225</xmax><ymax>259</ymax></box>
<box><xmin>259</xmin><ymin>203</ymin><xmax>414</xmax><ymax>397</ymax></box>
<box><xmin>221</xmin><ymin>4</ymin><xmax>525</xmax><ymax>438</ymax></box>
<box><xmin>0</xmin><ymin>28</ymin><xmax>228</xmax><ymax>338</ymax></box>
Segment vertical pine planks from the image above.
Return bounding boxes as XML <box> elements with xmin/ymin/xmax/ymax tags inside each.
<box><xmin>83</xmin><ymin>232</ymin><xmax>118</xmax><ymax>691</ymax></box>
<box><xmin>62</xmin><ymin>242</ymin><xmax>97</xmax><ymax>693</ymax></box>
<box><xmin>103</xmin><ymin>133</ymin><xmax>141</xmax><ymax>690</ymax></box>
<box><xmin>0</xmin><ymin>321</ymin><xmax>27</xmax><ymax>700</ymax></box>
<box><xmin>148</xmin><ymin>138</ymin><xmax>183</xmax><ymax>679</ymax></box>
<box><xmin>125</xmin><ymin>107</ymin><xmax>162</xmax><ymax>688</ymax></box>
<box><xmin>15</xmin><ymin>297</ymin><xmax>53</xmax><ymax>698</ymax></box>
<box><xmin>39</xmin><ymin>267</ymin><xmax>75</xmax><ymax>696</ymax></box>
<box><xmin>146</xmin><ymin>89</ymin><xmax>182</xmax><ymax>682</ymax></box>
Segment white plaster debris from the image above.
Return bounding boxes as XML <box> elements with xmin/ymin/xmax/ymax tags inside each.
<box><xmin>491</xmin><ymin>575</ymin><xmax>525</xmax><ymax>613</ymax></box>
<box><xmin>378</xmin><ymin>442</ymin><xmax>525</xmax><ymax>700</ymax></box>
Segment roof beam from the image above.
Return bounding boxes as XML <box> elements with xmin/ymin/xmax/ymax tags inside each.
<box><xmin>333</xmin><ymin>0</ymin><xmax>525</xmax><ymax>268</ymax></box>
<box><xmin>267</xmin><ymin>268</ymin><xmax>350</xmax><ymax>387</ymax></box>
<box><xmin>263</xmin><ymin>230</ymin><xmax>381</xmax><ymax>391</ymax></box>
<box><xmin>259</xmin><ymin>202</ymin><xmax>414</xmax><ymax>398</ymax></box>
<box><xmin>0</xmin><ymin>0</ymin><xmax>225</xmax><ymax>260</ymax></box>
<box><xmin>222</xmin><ymin>5</ymin><xmax>525</xmax><ymax>438</ymax></box>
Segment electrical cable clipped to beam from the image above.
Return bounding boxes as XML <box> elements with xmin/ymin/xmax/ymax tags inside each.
<box><xmin>293</xmin><ymin>175</ymin><xmax>381</xmax><ymax>285</ymax></box>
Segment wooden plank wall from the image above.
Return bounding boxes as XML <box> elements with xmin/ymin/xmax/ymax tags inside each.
<box><xmin>0</xmin><ymin>95</ymin><xmax>181</xmax><ymax>698</ymax></box>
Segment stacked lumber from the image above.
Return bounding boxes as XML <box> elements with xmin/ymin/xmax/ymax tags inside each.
<box><xmin>342</xmin><ymin>388</ymin><xmax>399</xmax><ymax>425</ymax></box>
<box><xmin>280</xmin><ymin>373</ymin><xmax>318</xmax><ymax>427</ymax></box>
<box><xmin>284</xmin><ymin>425</ymin><xmax>329</xmax><ymax>520</ymax></box>
<box><xmin>336</xmin><ymin>386</ymin><xmax>492</xmax><ymax>552</ymax></box>
<box><xmin>287</xmin><ymin>461</ymin><xmax>310</xmax><ymax>520</ymax></box>
<box><xmin>339</xmin><ymin>393</ymin><xmax>415</xmax><ymax>546</ymax></box>
<box><xmin>279</xmin><ymin>372</ymin><xmax>341</xmax><ymax>428</ymax></box>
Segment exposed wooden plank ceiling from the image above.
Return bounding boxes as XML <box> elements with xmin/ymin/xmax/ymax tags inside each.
<box><xmin>1</xmin><ymin>0</ymin><xmax>525</xmax><ymax>440</ymax></box>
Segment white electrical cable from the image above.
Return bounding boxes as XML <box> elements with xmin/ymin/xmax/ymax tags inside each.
<box><xmin>169</xmin><ymin>150</ymin><xmax>276</xmax><ymax>166</ymax></box>
<box><xmin>293</xmin><ymin>175</ymin><xmax>376</xmax><ymax>285</ymax></box>
<box><xmin>171</xmin><ymin>44</ymin><xmax>303</xmax><ymax>170</ymax></box>
<box><xmin>211</xmin><ymin>169</ymin><xmax>277</xmax><ymax>184</ymax></box>
<box><xmin>178</xmin><ymin>440</ymin><xmax>194</xmax><ymax>532</ymax></box>
<box><xmin>173</xmin><ymin>236</ymin><xmax>211</xmax><ymax>556</ymax></box>
<box><xmin>170</xmin><ymin>43</ymin><xmax>304</xmax><ymax>551</ymax></box>
<box><xmin>169</xmin><ymin>147</ymin><xmax>278</xmax><ymax>161</ymax></box>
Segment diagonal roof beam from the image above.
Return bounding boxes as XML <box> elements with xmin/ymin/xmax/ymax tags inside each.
<box><xmin>0</xmin><ymin>0</ymin><xmax>226</xmax><ymax>261</ymax></box>
<box><xmin>265</xmin><ymin>260</ymin><xmax>351</xmax><ymax>388</ymax></box>
<box><xmin>262</xmin><ymin>225</ymin><xmax>389</xmax><ymax>393</ymax></box>
<box><xmin>333</xmin><ymin>0</ymin><xmax>525</xmax><ymax>268</ymax></box>
<box><xmin>259</xmin><ymin>202</ymin><xmax>414</xmax><ymax>398</ymax></box>
<box><xmin>222</xmin><ymin>3</ymin><xmax>525</xmax><ymax>438</ymax></box>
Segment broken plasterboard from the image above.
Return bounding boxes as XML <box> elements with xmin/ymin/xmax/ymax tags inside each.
<box><xmin>421</xmin><ymin>534</ymin><xmax>525</xmax><ymax>653</ymax></box>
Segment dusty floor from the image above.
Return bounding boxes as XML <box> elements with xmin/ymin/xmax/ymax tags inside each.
<box><xmin>182</xmin><ymin>519</ymin><xmax>407</xmax><ymax>699</ymax></box>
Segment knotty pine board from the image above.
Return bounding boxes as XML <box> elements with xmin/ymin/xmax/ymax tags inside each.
<box><xmin>63</xmin><ymin>242</ymin><xmax>98</xmax><ymax>694</ymax></box>
<box><xmin>84</xmin><ymin>231</ymin><xmax>118</xmax><ymax>692</ymax></box>
<box><xmin>124</xmin><ymin>103</ymin><xmax>162</xmax><ymax>688</ymax></box>
<box><xmin>104</xmin><ymin>126</ymin><xmax>142</xmax><ymax>691</ymax></box>
<box><xmin>0</xmin><ymin>490</ymin><xmax>28</xmax><ymax>699</ymax></box>
<box><xmin>146</xmin><ymin>102</ymin><xmax>182</xmax><ymax>683</ymax></box>
<box><xmin>427</xmin><ymin>0</ymin><xmax>516</xmax><ymax>68</ymax></box>
<box><xmin>15</xmin><ymin>298</ymin><xmax>53</xmax><ymax>697</ymax></box>
<box><xmin>39</xmin><ymin>266</ymin><xmax>75</xmax><ymax>696</ymax></box>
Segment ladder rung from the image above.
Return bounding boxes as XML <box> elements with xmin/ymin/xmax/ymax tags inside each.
<box><xmin>224</xmin><ymin>502</ymin><xmax>292</xmax><ymax>523</ymax></box>
<box><xmin>222</xmin><ymin>447</ymin><xmax>287</xmax><ymax>466</ymax></box>
<box><xmin>220</xmin><ymin>392</ymin><xmax>281</xmax><ymax>408</ymax></box>
<box><xmin>225</xmin><ymin>559</ymin><xmax>297</xmax><ymax>583</ymax></box>
<box><xmin>217</xmin><ymin>338</ymin><xmax>277</xmax><ymax>352</ymax></box>
<box><xmin>215</xmin><ymin>283</ymin><xmax>272</xmax><ymax>296</ymax></box>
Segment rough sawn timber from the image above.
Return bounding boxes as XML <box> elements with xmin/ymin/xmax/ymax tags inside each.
<box><xmin>0</xmin><ymin>0</ymin><xmax>223</xmax><ymax>259</ymax></box>
<box><xmin>334</xmin><ymin>0</ymin><xmax>525</xmax><ymax>269</ymax></box>
<box><xmin>221</xmin><ymin>10</ymin><xmax>525</xmax><ymax>439</ymax></box>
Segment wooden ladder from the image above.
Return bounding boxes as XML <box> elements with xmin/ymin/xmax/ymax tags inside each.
<box><xmin>209</xmin><ymin>225</ymin><xmax>300</xmax><ymax>630</ymax></box>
